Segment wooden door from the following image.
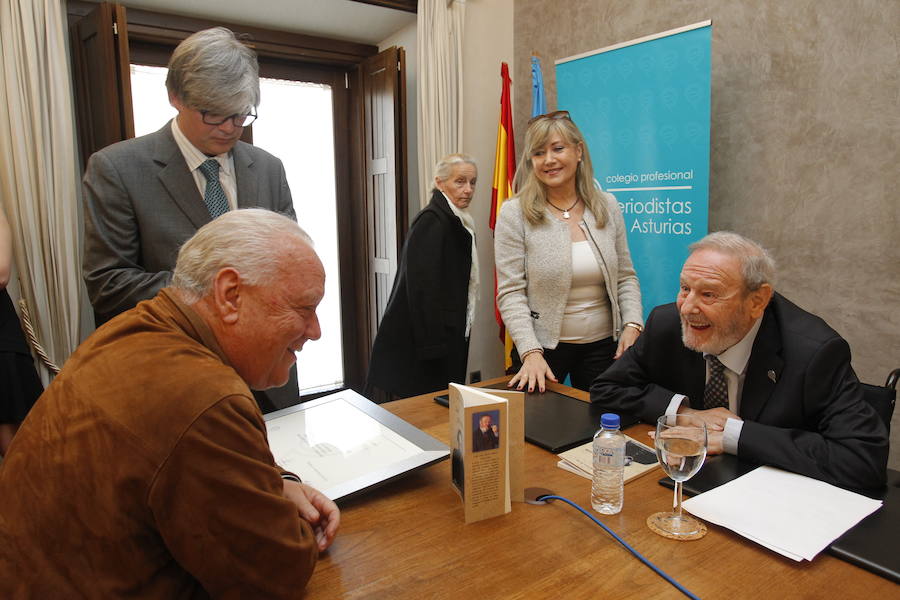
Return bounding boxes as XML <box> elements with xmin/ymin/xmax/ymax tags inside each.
<box><xmin>70</xmin><ymin>2</ymin><xmax>134</xmax><ymax>165</ymax></box>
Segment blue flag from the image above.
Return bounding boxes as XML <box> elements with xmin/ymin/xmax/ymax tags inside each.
<box><xmin>531</xmin><ymin>56</ymin><xmax>547</xmax><ymax>117</ymax></box>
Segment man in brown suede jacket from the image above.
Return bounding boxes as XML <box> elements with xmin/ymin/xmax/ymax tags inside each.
<box><xmin>0</xmin><ymin>209</ymin><xmax>339</xmax><ymax>598</ymax></box>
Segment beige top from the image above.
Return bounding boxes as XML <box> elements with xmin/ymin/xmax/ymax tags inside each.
<box><xmin>559</xmin><ymin>240</ymin><xmax>613</xmax><ymax>342</ymax></box>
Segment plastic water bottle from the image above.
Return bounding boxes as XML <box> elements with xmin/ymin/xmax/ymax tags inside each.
<box><xmin>592</xmin><ymin>413</ymin><xmax>625</xmax><ymax>514</ymax></box>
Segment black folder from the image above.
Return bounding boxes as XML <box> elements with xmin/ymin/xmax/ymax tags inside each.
<box><xmin>434</xmin><ymin>387</ymin><xmax>638</xmax><ymax>453</ymax></box>
<box><xmin>660</xmin><ymin>457</ymin><xmax>900</xmax><ymax>583</ymax></box>
<box><xmin>829</xmin><ymin>469</ymin><xmax>900</xmax><ymax>583</ymax></box>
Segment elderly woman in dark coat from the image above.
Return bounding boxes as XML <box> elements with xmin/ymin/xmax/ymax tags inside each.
<box><xmin>366</xmin><ymin>154</ymin><xmax>478</xmax><ymax>400</ymax></box>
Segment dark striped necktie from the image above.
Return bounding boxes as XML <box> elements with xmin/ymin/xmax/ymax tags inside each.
<box><xmin>198</xmin><ymin>158</ymin><xmax>229</xmax><ymax>219</ymax></box>
<box><xmin>703</xmin><ymin>355</ymin><xmax>729</xmax><ymax>410</ymax></box>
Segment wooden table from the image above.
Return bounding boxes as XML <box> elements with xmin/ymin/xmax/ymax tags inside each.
<box><xmin>304</xmin><ymin>378</ymin><xmax>894</xmax><ymax>598</ymax></box>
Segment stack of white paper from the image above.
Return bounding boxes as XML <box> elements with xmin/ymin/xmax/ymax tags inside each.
<box><xmin>682</xmin><ymin>466</ymin><xmax>883</xmax><ymax>561</ymax></box>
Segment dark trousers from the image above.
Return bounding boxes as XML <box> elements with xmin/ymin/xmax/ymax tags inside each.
<box><xmin>511</xmin><ymin>337</ymin><xmax>617</xmax><ymax>392</ymax></box>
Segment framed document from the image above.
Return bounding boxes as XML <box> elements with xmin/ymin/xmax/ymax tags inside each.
<box><xmin>264</xmin><ymin>389</ymin><xmax>449</xmax><ymax>502</ymax></box>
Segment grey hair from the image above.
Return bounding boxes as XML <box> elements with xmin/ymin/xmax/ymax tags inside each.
<box><xmin>166</xmin><ymin>27</ymin><xmax>260</xmax><ymax>115</ymax></box>
<box><xmin>172</xmin><ymin>209</ymin><xmax>312</xmax><ymax>303</ymax></box>
<box><xmin>432</xmin><ymin>153</ymin><xmax>478</xmax><ymax>191</ymax></box>
<box><xmin>689</xmin><ymin>231</ymin><xmax>777</xmax><ymax>291</ymax></box>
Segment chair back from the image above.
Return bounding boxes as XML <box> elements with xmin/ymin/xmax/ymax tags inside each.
<box><xmin>861</xmin><ymin>384</ymin><xmax>895</xmax><ymax>430</ymax></box>
<box><xmin>860</xmin><ymin>368</ymin><xmax>899</xmax><ymax>431</ymax></box>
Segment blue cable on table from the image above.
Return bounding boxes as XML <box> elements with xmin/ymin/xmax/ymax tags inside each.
<box><xmin>536</xmin><ymin>494</ymin><xmax>701</xmax><ymax>600</ymax></box>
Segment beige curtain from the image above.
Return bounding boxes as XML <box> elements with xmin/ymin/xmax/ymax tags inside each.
<box><xmin>417</xmin><ymin>0</ymin><xmax>466</xmax><ymax>207</ymax></box>
<box><xmin>0</xmin><ymin>0</ymin><xmax>84</xmax><ymax>383</ymax></box>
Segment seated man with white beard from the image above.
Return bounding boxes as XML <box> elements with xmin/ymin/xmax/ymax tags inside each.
<box><xmin>590</xmin><ymin>231</ymin><xmax>888</xmax><ymax>489</ymax></box>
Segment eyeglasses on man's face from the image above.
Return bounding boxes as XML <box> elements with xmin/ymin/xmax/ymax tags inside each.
<box><xmin>200</xmin><ymin>110</ymin><xmax>258</xmax><ymax>127</ymax></box>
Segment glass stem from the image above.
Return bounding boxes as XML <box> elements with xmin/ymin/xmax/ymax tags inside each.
<box><xmin>675</xmin><ymin>481</ymin><xmax>683</xmax><ymax>518</ymax></box>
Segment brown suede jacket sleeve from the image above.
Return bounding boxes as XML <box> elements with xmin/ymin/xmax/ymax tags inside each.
<box><xmin>147</xmin><ymin>393</ymin><xmax>318</xmax><ymax>598</ymax></box>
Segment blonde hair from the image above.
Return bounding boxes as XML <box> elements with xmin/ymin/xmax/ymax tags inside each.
<box><xmin>432</xmin><ymin>153</ymin><xmax>478</xmax><ymax>192</ymax></box>
<box><xmin>513</xmin><ymin>117</ymin><xmax>606</xmax><ymax>227</ymax></box>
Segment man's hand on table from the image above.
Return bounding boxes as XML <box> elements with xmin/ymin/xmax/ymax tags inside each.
<box><xmin>283</xmin><ymin>480</ymin><xmax>341</xmax><ymax>551</ymax></box>
<box><xmin>646</xmin><ymin>406</ymin><xmax>741</xmax><ymax>455</ymax></box>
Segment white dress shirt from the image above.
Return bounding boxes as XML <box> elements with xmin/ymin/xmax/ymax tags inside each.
<box><xmin>171</xmin><ymin>119</ymin><xmax>238</xmax><ymax>211</ymax></box>
<box><xmin>665</xmin><ymin>316</ymin><xmax>763</xmax><ymax>454</ymax></box>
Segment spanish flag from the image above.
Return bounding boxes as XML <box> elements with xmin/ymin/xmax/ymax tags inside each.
<box><xmin>490</xmin><ymin>63</ymin><xmax>516</xmax><ymax>370</ymax></box>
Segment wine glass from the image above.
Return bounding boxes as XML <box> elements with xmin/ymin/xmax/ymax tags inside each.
<box><xmin>647</xmin><ymin>414</ymin><xmax>708</xmax><ymax>538</ymax></box>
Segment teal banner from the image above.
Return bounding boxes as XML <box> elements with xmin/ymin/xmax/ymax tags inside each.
<box><xmin>556</xmin><ymin>22</ymin><xmax>712</xmax><ymax>317</ymax></box>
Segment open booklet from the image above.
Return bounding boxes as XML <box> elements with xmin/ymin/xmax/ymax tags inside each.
<box><xmin>448</xmin><ymin>384</ymin><xmax>524</xmax><ymax>524</ymax></box>
<box><xmin>556</xmin><ymin>435</ymin><xmax>660</xmax><ymax>484</ymax></box>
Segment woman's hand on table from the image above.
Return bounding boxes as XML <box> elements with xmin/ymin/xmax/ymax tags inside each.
<box><xmin>508</xmin><ymin>351</ymin><xmax>557</xmax><ymax>393</ymax></box>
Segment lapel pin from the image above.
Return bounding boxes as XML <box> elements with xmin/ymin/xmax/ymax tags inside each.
<box><xmin>767</xmin><ymin>370</ymin><xmax>777</xmax><ymax>383</ymax></box>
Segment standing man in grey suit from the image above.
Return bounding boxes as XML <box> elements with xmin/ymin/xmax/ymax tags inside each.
<box><xmin>82</xmin><ymin>27</ymin><xmax>299</xmax><ymax>411</ymax></box>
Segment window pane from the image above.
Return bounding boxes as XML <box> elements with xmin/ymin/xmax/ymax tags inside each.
<box><xmin>129</xmin><ymin>65</ymin><xmax>344</xmax><ymax>396</ymax></box>
<box><xmin>254</xmin><ymin>78</ymin><xmax>343</xmax><ymax>395</ymax></box>
<box><xmin>130</xmin><ymin>65</ymin><xmax>175</xmax><ymax>135</ymax></box>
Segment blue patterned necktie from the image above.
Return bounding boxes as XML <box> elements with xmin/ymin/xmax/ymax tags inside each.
<box><xmin>703</xmin><ymin>355</ymin><xmax>729</xmax><ymax>410</ymax></box>
<box><xmin>198</xmin><ymin>159</ymin><xmax>229</xmax><ymax>219</ymax></box>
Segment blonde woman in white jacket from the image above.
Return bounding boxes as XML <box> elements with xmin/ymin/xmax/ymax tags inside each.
<box><xmin>495</xmin><ymin>112</ymin><xmax>643</xmax><ymax>393</ymax></box>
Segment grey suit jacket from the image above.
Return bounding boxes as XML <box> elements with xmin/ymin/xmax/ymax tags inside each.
<box><xmin>82</xmin><ymin>122</ymin><xmax>295</xmax><ymax>324</ymax></box>
<box><xmin>82</xmin><ymin>122</ymin><xmax>299</xmax><ymax>410</ymax></box>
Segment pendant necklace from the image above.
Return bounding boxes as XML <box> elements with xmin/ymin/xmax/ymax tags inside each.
<box><xmin>547</xmin><ymin>197</ymin><xmax>579</xmax><ymax>219</ymax></box>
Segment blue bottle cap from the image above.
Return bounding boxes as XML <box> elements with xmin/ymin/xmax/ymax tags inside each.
<box><xmin>601</xmin><ymin>413</ymin><xmax>620</xmax><ymax>429</ymax></box>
